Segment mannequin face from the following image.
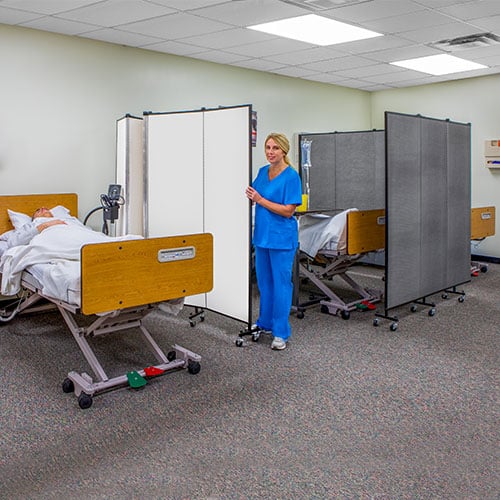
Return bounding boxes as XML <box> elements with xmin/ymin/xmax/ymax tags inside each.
<box><xmin>33</xmin><ymin>207</ymin><xmax>53</xmax><ymax>219</ymax></box>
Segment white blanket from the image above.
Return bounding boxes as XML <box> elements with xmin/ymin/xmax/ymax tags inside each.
<box><xmin>298</xmin><ymin>209</ymin><xmax>357</xmax><ymax>258</ymax></box>
<box><xmin>0</xmin><ymin>223</ymin><xmax>140</xmax><ymax>301</ymax></box>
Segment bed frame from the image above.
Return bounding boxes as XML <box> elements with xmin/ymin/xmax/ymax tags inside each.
<box><xmin>470</xmin><ymin>206</ymin><xmax>495</xmax><ymax>274</ymax></box>
<box><xmin>293</xmin><ymin>209</ymin><xmax>385</xmax><ymax>319</ymax></box>
<box><xmin>0</xmin><ymin>193</ymin><xmax>213</xmax><ymax>409</ymax></box>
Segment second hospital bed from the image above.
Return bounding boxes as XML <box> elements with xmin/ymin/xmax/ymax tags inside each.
<box><xmin>0</xmin><ymin>193</ymin><xmax>213</xmax><ymax>409</ymax></box>
<box><xmin>294</xmin><ymin>209</ymin><xmax>385</xmax><ymax>319</ymax></box>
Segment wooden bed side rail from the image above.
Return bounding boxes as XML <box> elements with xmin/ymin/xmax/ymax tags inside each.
<box><xmin>471</xmin><ymin>206</ymin><xmax>495</xmax><ymax>240</ymax></box>
<box><xmin>0</xmin><ymin>193</ymin><xmax>78</xmax><ymax>234</ymax></box>
<box><xmin>81</xmin><ymin>233</ymin><xmax>213</xmax><ymax>315</ymax></box>
<box><xmin>346</xmin><ymin>209</ymin><xmax>386</xmax><ymax>255</ymax></box>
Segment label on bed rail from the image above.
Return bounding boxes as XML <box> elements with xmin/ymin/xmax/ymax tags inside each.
<box><xmin>377</xmin><ymin>216</ymin><xmax>386</xmax><ymax>225</ymax></box>
<box><xmin>481</xmin><ymin>212</ymin><xmax>492</xmax><ymax>220</ymax></box>
<box><xmin>158</xmin><ymin>246</ymin><xmax>196</xmax><ymax>262</ymax></box>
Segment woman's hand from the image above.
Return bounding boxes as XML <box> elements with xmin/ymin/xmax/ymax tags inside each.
<box><xmin>245</xmin><ymin>186</ymin><xmax>262</xmax><ymax>204</ymax></box>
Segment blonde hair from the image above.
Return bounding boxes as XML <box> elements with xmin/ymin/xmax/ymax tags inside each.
<box><xmin>265</xmin><ymin>132</ymin><xmax>292</xmax><ymax>166</ymax></box>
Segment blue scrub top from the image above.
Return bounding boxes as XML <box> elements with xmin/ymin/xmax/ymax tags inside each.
<box><xmin>252</xmin><ymin>165</ymin><xmax>302</xmax><ymax>250</ymax></box>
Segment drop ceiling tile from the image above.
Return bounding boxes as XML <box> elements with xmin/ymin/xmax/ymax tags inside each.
<box><xmin>57</xmin><ymin>0</ymin><xmax>175</xmax><ymax>26</ymax></box>
<box><xmin>141</xmin><ymin>0</ymin><xmax>231</xmax><ymax>9</ymax></box>
<box><xmin>189</xmin><ymin>50</ymin><xmax>252</xmax><ymax>65</ymax></box>
<box><xmin>306</xmin><ymin>73</ymin><xmax>350</xmax><ymax>84</ymax></box>
<box><xmin>189</xmin><ymin>0</ymin><xmax>306</xmax><ymax>27</ymax></box>
<box><xmin>0</xmin><ymin>6</ymin><xmax>41</xmax><ymax>23</ymax></box>
<box><xmin>363</xmin><ymin>9</ymin><xmax>454</xmax><ymax>34</ymax></box>
<box><xmin>119</xmin><ymin>12</ymin><xmax>232</xmax><ymax>39</ymax></box>
<box><xmin>225</xmin><ymin>37</ymin><xmax>312</xmax><ymax>58</ymax></box>
<box><xmin>401</xmin><ymin>21</ymin><xmax>480</xmax><ymax>43</ymax></box>
<box><xmin>301</xmin><ymin>55</ymin><xmax>376</xmax><ymax>72</ymax></box>
<box><xmin>180</xmin><ymin>27</ymin><xmax>276</xmax><ymax>50</ymax></box>
<box><xmin>368</xmin><ymin>44</ymin><xmax>443</xmax><ymax>63</ymax></box>
<box><xmin>20</xmin><ymin>16</ymin><xmax>100</xmax><ymax>35</ymax></box>
<box><xmin>0</xmin><ymin>0</ymin><xmax>99</xmax><ymax>15</ymax></box>
<box><xmin>469</xmin><ymin>15</ymin><xmax>500</xmax><ymax>32</ymax></box>
<box><xmin>413</xmin><ymin>0</ymin><xmax>471</xmax><ymax>7</ymax></box>
<box><xmin>141</xmin><ymin>39</ymin><xmax>207</xmax><ymax>56</ymax></box>
<box><xmin>79</xmin><ymin>28</ymin><xmax>165</xmax><ymax>47</ymax></box>
<box><xmin>271</xmin><ymin>66</ymin><xmax>322</xmax><ymax>78</ymax></box>
<box><xmin>365</xmin><ymin>69</ymin><xmax>426</xmax><ymax>83</ymax></box>
<box><xmin>335</xmin><ymin>62</ymin><xmax>406</xmax><ymax>79</ymax></box>
<box><xmin>263</xmin><ymin>46</ymin><xmax>348</xmax><ymax>65</ymax></box>
<box><xmin>322</xmin><ymin>0</ymin><xmax>425</xmax><ymax>23</ymax></box>
<box><xmin>438</xmin><ymin>0</ymin><xmax>500</xmax><ymax>21</ymax></box>
<box><xmin>334</xmin><ymin>34</ymin><xmax>414</xmax><ymax>55</ymax></box>
<box><xmin>234</xmin><ymin>58</ymin><xmax>286</xmax><ymax>71</ymax></box>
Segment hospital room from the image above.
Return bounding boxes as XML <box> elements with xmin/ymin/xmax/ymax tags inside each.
<box><xmin>0</xmin><ymin>0</ymin><xmax>498</xmax><ymax>498</ymax></box>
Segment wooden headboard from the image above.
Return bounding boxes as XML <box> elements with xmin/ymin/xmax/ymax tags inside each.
<box><xmin>0</xmin><ymin>193</ymin><xmax>78</xmax><ymax>234</ymax></box>
<box><xmin>471</xmin><ymin>206</ymin><xmax>495</xmax><ymax>240</ymax></box>
<box><xmin>346</xmin><ymin>209</ymin><xmax>386</xmax><ymax>255</ymax></box>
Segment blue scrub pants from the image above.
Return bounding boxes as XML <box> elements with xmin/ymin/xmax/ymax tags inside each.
<box><xmin>254</xmin><ymin>246</ymin><xmax>296</xmax><ymax>342</ymax></box>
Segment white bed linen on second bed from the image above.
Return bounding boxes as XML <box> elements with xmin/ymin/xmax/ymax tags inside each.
<box><xmin>298</xmin><ymin>209</ymin><xmax>357</xmax><ymax>258</ymax></box>
<box><xmin>0</xmin><ymin>222</ymin><xmax>140</xmax><ymax>304</ymax></box>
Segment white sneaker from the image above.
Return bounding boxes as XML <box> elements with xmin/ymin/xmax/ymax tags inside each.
<box><xmin>271</xmin><ymin>337</ymin><xmax>287</xmax><ymax>350</ymax></box>
<box><xmin>252</xmin><ymin>324</ymin><xmax>272</xmax><ymax>334</ymax></box>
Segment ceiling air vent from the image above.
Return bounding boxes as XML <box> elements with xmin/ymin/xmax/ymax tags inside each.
<box><xmin>279</xmin><ymin>0</ymin><xmax>373</xmax><ymax>11</ymax></box>
<box><xmin>430</xmin><ymin>32</ymin><xmax>500</xmax><ymax>51</ymax></box>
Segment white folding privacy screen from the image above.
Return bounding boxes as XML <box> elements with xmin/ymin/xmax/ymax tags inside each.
<box><xmin>115</xmin><ymin>115</ymin><xmax>144</xmax><ymax>237</ymax></box>
<box><xmin>143</xmin><ymin>105</ymin><xmax>252</xmax><ymax>322</ymax></box>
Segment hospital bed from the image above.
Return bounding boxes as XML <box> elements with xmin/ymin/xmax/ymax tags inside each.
<box><xmin>294</xmin><ymin>209</ymin><xmax>385</xmax><ymax>319</ymax></box>
<box><xmin>470</xmin><ymin>206</ymin><xmax>495</xmax><ymax>275</ymax></box>
<box><xmin>0</xmin><ymin>193</ymin><xmax>213</xmax><ymax>409</ymax></box>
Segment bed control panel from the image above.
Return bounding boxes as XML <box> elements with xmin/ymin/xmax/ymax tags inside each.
<box><xmin>158</xmin><ymin>246</ymin><xmax>196</xmax><ymax>262</ymax></box>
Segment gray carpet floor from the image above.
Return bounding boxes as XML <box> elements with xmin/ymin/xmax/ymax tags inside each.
<box><xmin>0</xmin><ymin>263</ymin><xmax>498</xmax><ymax>499</ymax></box>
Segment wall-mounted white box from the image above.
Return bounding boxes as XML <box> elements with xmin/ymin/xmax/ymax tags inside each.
<box><xmin>485</xmin><ymin>139</ymin><xmax>500</xmax><ymax>168</ymax></box>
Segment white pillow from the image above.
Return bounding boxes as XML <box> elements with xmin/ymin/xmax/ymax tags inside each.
<box><xmin>7</xmin><ymin>209</ymin><xmax>31</xmax><ymax>230</ymax></box>
<box><xmin>0</xmin><ymin>229</ymin><xmax>15</xmax><ymax>241</ymax></box>
<box><xmin>50</xmin><ymin>205</ymin><xmax>71</xmax><ymax>218</ymax></box>
<box><xmin>0</xmin><ymin>240</ymin><xmax>8</xmax><ymax>257</ymax></box>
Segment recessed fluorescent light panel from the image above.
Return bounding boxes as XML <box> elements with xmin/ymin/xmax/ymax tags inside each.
<box><xmin>390</xmin><ymin>54</ymin><xmax>487</xmax><ymax>75</ymax></box>
<box><xmin>247</xmin><ymin>14</ymin><xmax>383</xmax><ymax>46</ymax></box>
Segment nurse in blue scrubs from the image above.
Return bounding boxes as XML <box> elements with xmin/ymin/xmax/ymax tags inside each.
<box><xmin>245</xmin><ymin>133</ymin><xmax>302</xmax><ymax>350</ymax></box>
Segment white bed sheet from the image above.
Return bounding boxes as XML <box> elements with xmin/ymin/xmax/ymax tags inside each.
<box><xmin>0</xmin><ymin>222</ymin><xmax>140</xmax><ymax>303</ymax></box>
<box><xmin>298</xmin><ymin>209</ymin><xmax>357</xmax><ymax>258</ymax></box>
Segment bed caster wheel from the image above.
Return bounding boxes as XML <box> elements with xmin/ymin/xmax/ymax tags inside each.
<box><xmin>251</xmin><ymin>333</ymin><xmax>260</xmax><ymax>342</ymax></box>
<box><xmin>187</xmin><ymin>360</ymin><xmax>201</xmax><ymax>375</ymax></box>
<box><xmin>480</xmin><ymin>265</ymin><xmax>488</xmax><ymax>273</ymax></box>
<box><xmin>297</xmin><ymin>311</ymin><xmax>304</xmax><ymax>319</ymax></box>
<box><xmin>62</xmin><ymin>378</ymin><xmax>74</xmax><ymax>394</ymax></box>
<box><xmin>373</xmin><ymin>318</ymin><xmax>380</xmax><ymax>327</ymax></box>
<box><xmin>167</xmin><ymin>350</ymin><xmax>176</xmax><ymax>362</ymax></box>
<box><xmin>340</xmin><ymin>310</ymin><xmax>350</xmax><ymax>320</ymax></box>
<box><xmin>189</xmin><ymin>321</ymin><xmax>195</xmax><ymax>327</ymax></box>
<box><xmin>441</xmin><ymin>293</ymin><xmax>448</xmax><ymax>299</ymax></box>
<box><xmin>410</xmin><ymin>305</ymin><xmax>417</xmax><ymax>312</ymax></box>
<box><xmin>428</xmin><ymin>308</ymin><xmax>436</xmax><ymax>317</ymax></box>
<box><xmin>78</xmin><ymin>393</ymin><xmax>93</xmax><ymax>410</ymax></box>
<box><xmin>458</xmin><ymin>295</ymin><xmax>465</xmax><ymax>303</ymax></box>
<box><xmin>235</xmin><ymin>338</ymin><xmax>244</xmax><ymax>347</ymax></box>
<box><xmin>320</xmin><ymin>305</ymin><xmax>329</xmax><ymax>314</ymax></box>
<box><xmin>390</xmin><ymin>322</ymin><xmax>398</xmax><ymax>331</ymax></box>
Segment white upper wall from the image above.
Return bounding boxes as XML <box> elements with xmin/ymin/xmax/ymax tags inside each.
<box><xmin>0</xmin><ymin>24</ymin><xmax>370</xmax><ymax>221</ymax></box>
<box><xmin>371</xmin><ymin>75</ymin><xmax>500</xmax><ymax>258</ymax></box>
<box><xmin>1</xmin><ymin>24</ymin><xmax>498</xmax><ymax>257</ymax></box>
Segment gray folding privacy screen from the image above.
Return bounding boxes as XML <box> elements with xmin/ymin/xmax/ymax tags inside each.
<box><xmin>116</xmin><ymin>105</ymin><xmax>252</xmax><ymax>323</ymax></box>
<box><xmin>298</xmin><ymin>112</ymin><xmax>471</xmax><ymax>314</ymax></box>
<box><xmin>299</xmin><ymin>130</ymin><xmax>385</xmax><ymax>211</ymax></box>
<box><xmin>385</xmin><ymin>112</ymin><xmax>471</xmax><ymax>311</ymax></box>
